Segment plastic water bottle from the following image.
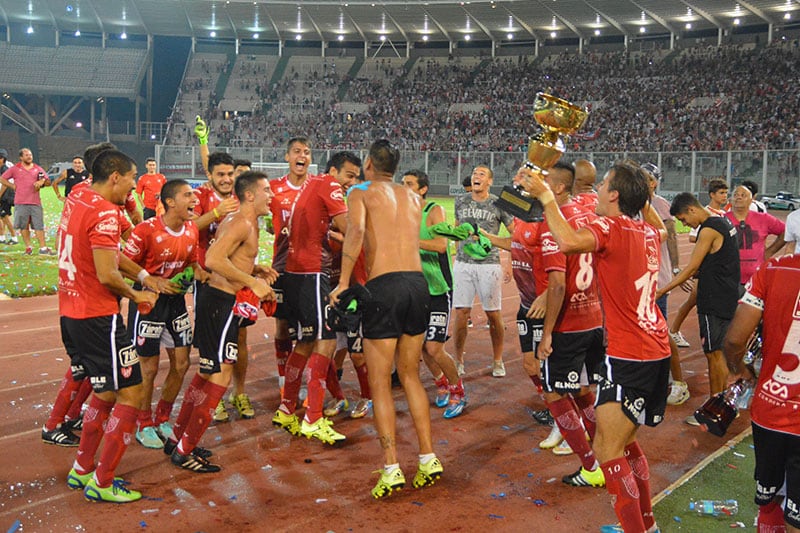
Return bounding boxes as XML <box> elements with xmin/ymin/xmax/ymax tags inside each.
<box><xmin>688</xmin><ymin>499</ymin><xmax>738</xmax><ymax>517</ymax></box>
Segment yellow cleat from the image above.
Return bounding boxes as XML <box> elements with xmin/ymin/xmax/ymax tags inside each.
<box><xmin>413</xmin><ymin>457</ymin><xmax>443</xmax><ymax>488</ymax></box>
<box><xmin>372</xmin><ymin>468</ymin><xmax>406</xmax><ymax>499</ymax></box>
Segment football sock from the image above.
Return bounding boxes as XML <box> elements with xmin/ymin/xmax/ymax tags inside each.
<box><xmin>602</xmin><ymin>457</ymin><xmax>646</xmax><ymax>533</ymax></box>
<box><xmin>355</xmin><ymin>362</ymin><xmax>371</xmax><ymax>399</ymax></box>
<box><xmin>177</xmin><ymin>381</ymin><xmax>226</xmax><ymax>456</ymax></box>
<box><xmin>65</xmin><ymin>378</ymin><xmax>93</xmax><ymax>421</ymax></box>
<box><xmin>757</xmin><ymin>499</ymin><xmax>786</xmax><ymax>533</ymax></box>
<box><xmin>45</xmin><ymin>369</ymin><xmax>81</xmax><ymax>431</ymax></box>
<box><xmin>625</xmin><ymin>441</ymin><xmax>654</xmax><ymax>530</ymax></box>
<box><xmin>529</xmin><ymin>374</ymin><xmax>544</xmax><ymax>394</ymax></box>
<box><xmin>279</xmin><ymin>351</ymin><xmax>308</xmax><ymax>414</ymax></box>
<box><xmin>170</xmin><ymin>374</ymin><xmax>206</xmax><ymax>444</ymax></box>
<box><xmin>74</xmin><ymin>394</ymin><xmax>114</xmax><ymax>474</ymax></box>
<box><xmin>304</xmin><ymin>353</ymin><xmax>329</xmax><ymax>424</ymax></box>
<box><xmin>548</xmin><ymin>397</ymin><xmax>596</xmax><ymax>471</ymax></box>
<box><xmin>154</xmin><ymin>399</ymin><xmax>174</xmax><ymax>425</ymax></box>
<box><xmin>274</xmin><ymin>339</ymin><xmax>292</xmax><ymax>378</ymax></box>
<box><xmin>137</xmin><ymin>408</ymin><xmax>154</xmax><ymax>430</ymax></box>
<box><xmin>573</xmin><ymin>392</ymin><xmax>597</xmax><ymax>440</ymax></box>
<box><xmin>94</xmin><ymin>403</ymin><xmax>138</xmax><ymax>487</ymax></box>
<box><xmin>326</xmin><ymin>357</ymin><xmax>345</xmax><ymax>401</ymax></box>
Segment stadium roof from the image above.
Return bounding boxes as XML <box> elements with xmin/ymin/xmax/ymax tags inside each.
<box><xmin>1</xmin><ymin>1</ymin><xmax>796</xmax><ymax>44</ymax></box>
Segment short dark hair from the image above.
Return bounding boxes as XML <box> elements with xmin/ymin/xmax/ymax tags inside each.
<box><xmin>551</xmin><ymin>160</ymin><xmax>575</xmax><ymax>191</ymax></box>
<box><xmin>234</xmin><ymin>170</ymin><xmax>268</xmax><ymax>200</ymax></box>
<box><xmin>670</xmin><ymin>192</ymin><xmax>703</xmax><ymax>216</ymax></box>
<box><xmin>368</xmin><ymin>139</ymin><xmax>400</xmax><ymax>175</ymax></box>
<box><xmin>740</xmin><ymin>179</ymin><xmax>759</xmax><ymax>196</ymax></box>
<box><xmin>403</xmin><ymin>169</ymin><xmax>430</xmax><ymax>197</ymax></box>
<box><xmin>145</xmin><ymin>157</ymin><xmax>156</xmax><ymax>164</ymax></box>
<box><xmin>325</xmin><ymin>151</ymin><xmax>361</xmax><ymax>174</ymax></box>
<box><xmin>286</xmin><ymin>137</ymin><xmax>311</xmax><ymax>153</ymax></box>
<box><xmin>234</xmin><ymin>159</ymin><xmax>252</xmax><ymax>169</ymax></box>
<box><xmin>83</xmin><ymin>142</ymin><xmax>117</xmax><ymax>174</ymax></box>
<box><xmin>160</xmin><ymin>179</ymin><xmax>190</xmax><ymax>211</ymax></box>
<box><xmin>208</xmin><ymin>151</ymin><xmax>235</xmax><ymax>173</ymax></box>
<box><xmin>91</xmin><ymin>150</ymin><xmax>135</xmax><ymax>184</ymax></box>
<box><xmin>707</xmin><ymin>178</ymin><xmax>728</xmax><ymax>194</ymax></box>
<box><xmin>462</xmin><ymin>175</ymin><xmax>472</xmax><ymax>188</ymax></box>
<box><xmin>72</xmin><ymin>155</ymin><xmax>84</xmax><ymax>162</ymax></box>
<box><xmin>608</xmin><ymin>162</ymin><xmax>650</xmax><ymax>218</ymax></box>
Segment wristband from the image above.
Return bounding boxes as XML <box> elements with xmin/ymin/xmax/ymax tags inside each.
<box><xmin>539</xmin><ymin>190</ymin><xmax>555</xmax><ymax>206</ymax></box>
<box><xmin>137</xmin><ymin>269</ymin><xmax>150</xmax><ymax>284</ymax></box>
<box><xmin>213</xmin><ymin>208</ymin><xmax>220</xmax><ymax>219</ymax></box>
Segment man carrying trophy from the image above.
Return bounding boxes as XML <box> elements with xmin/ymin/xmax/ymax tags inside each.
<box><xmin>519</xmin><ymin>156</ymin><xmax>669</xmax><ymax>533</ymax></box>
<box><xmin>724</xmin><ymin>254</ymin><xmax>800</xmax><ymax>532</ymax></box>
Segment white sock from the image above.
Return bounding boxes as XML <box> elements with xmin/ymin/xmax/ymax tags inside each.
<box><xmin>419</xmin><ymin>453</ymin><xmax>436</xmax><ymax>465</ymax></box>
<box><xmin>384</xmin><ymin>463</ymin><xmax>400</xmax><ymax>474</ymax></box>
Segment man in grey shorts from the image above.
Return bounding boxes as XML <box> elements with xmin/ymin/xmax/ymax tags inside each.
<box><xmin>0</xmin><ymin>148</ymin><xmax>53</xmax><ymax>255</ymax></box>
<box><xmin>452</xmin><ymin>165</ymin><xmax>514</xmax><ymax>377</ymax></box>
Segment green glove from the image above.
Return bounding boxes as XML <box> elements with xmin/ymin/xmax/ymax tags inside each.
<box><xmin>430</xmin><ymin>222</ymin><xmax>475</xmax><ymax>241</ymax></box>
<box><xmin>195</xmin><ymin>115</ymin><xmax>209</xmax><ymax>146</ymax></box>
<box><xmin>170</xmin><ymin>266</ymin><xmax>195</xmax><ymax>293</ymax></box>
<box><xmin>346</xmin><ymin>299</ymin><xmax>358</xmax><ymax>312</ymax></box>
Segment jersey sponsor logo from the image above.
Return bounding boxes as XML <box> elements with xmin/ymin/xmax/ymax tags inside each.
<box><xmin>124</xmin><ymin>240</ymin><xmax>141</xmax><ymax>256</ymax></box>
<box><xmin>541</xmin><ymin>239</ymin><xmax>559</xmax><ymax>254</ymax></box>
<box><xmin>567</xmin><ymin>371</ymin><xmax>579</xmax><ymax>383</ymax></box>
<box><xmin>199</xmin><ymin>357</ymin><xmax>214</xmax><ymax>369</ymax></box>
<box><xmin>330</xmin><ymin>188</ymin><xmax>344</xmax><ymax>202</ymax></box>
<box><xmin>161</xmin><ymin>260</ymin><xmax>186</xmax><ymax>272</ymax></box>
<box><xmin>137</xmin><ymin>321</ymin><xmax>163</xmax><ymax>339</ymax></box>
<box><xmin>517</xmin><ymin>320</ymin><xmax>528</xmax><ymax>336</ymax></box>
<box><xmin>429</xmin><ymin>312</ymin><xmax>448</xmax><ymax>327</ymax></box>
<box><xmin>97</xmin><ymin>209</ymin><xmax>117</xmax><ymax>218</ymax></box>
<box><xmin>95</xmin><ymin>217</ymin><xmax>119</xmax><ymax>236</ymax></box>
<box><xmin>555</xmin><ymin>380</ymin><xmax>581</xmax><ymax>391</ymax></box>
<box><xmin>118</xmin><ymin>344</ymin><xmax>138</xmax><ymax>367</ymax></box>
<box><xmin>570</xmin><ymin>291</ymin><xmax>589</xmax><ymax>303</ymax></box>
<box><xmin>172</xmin><ymin>313</ymin><xmax>191</xmax><ymax>332</ymax></box>
<box><xmin>90</xmin><ymin>376</ymin><xmax>107</xmax><ymax>386</ymax></box>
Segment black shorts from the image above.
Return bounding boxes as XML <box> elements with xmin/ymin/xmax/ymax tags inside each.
<box><xmin>61</xmin><ymin>314</ymin><xmax>141</xmax><ymax>393</ymax></box>
<box><xmin>346</xmin><ymin>327</ymin><xmax>363</xmax><ymax>353</ymax></box>
<box><xmin>59</xmin><ymin>317</ymin><xmax>87</xmax><ymax>382</ymax></box>
<box><xmin>127</xmin><ymin>291</ymin><xmax>192</xmax><ymax>357</ymax></box>
<box><xmin>142</xmin><ymin>207</ymin><xmax>157</xmax><ymax>220</ymax></box>
<box><xmin>595</xmin><ymin>355</ymin><xmax>670</xmax><ymax>427</ymax></box>
<box><xmin>193</xmin><ymin>285</ymin><xmax>239</xmax><ymax>375</ymax></box>
<box><xmin>698</xmin><ymin>313</ymin><xmax>731</xmax><ymax>354</ymax></box>
<box><xmin>282</xmin><ymin>272</ymin><xmax>336</xmax><ymax>342</ymax></box>
<box><xmin>425</xmin><ymin>293</ymin><xmax>451</xmax><ymax>344</ymax></box>
<box><xmin>0</xmin><ymin>198</ymin><xmax>12</xmax><ymax>217</ymax></box>
<box><xmin>516</xmin><ymin>304</ymin><xmax>543</xmax><ymax>354</ymax></box>
<box><xmin>272</xmin><ymin>274</ymin><xmax>290</xmax><ymax>321</ymax></box>
<box><xmin>362</xmin><ymin>272</ymin><xmax>430</xmax><ymax>339</ymax></box>
<box><xmin>752</xmin><ymin>422</ymin><xmax>800</xmax><ymax>528</ymax></box>
<box><xmin>542</xmin><ymin>328</ymin><xmax>605</xmax><ymax>395</ymax></box>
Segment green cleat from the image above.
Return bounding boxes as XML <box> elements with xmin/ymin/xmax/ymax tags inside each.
<box><xmin>413</xmin><ymin>457</ymin><xmax>443</xmax><ymax>488</ymax></box>
<box><xmin>67</xmin><ymin>469</ymin><xmax>122</xmax><ymax>490</ymax></box>
<box><xmin>231</xmin><ymin>393</ymin><xmax>255</xmax><ymax>419</ymax></box>
<box><xmin>372</xmin><ymin>467</ymin><xmax>406</xmax><ymax>499</ymax></box>
<box><xmin>83</xmin><ymin>478</ymin><xmax>141</xmax><ymax>503</ymax></box>
<box><xmin>272</xmin><ymin>410</ymin><xmax>301</xmax><ymax>436</ymax></box>
<box><xmin>299</xmin><ymin>417</ymin><xmax>346</xmax><ymax>445</ymax></box>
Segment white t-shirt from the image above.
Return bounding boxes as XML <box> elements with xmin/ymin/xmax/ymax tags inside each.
<box><xmin>784</xmin><ymin>209</ymin><xmax>800</xmax><ymax>254</ymax></box>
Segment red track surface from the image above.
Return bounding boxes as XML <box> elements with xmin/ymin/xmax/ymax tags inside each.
<box><xmin>0</xmin><ymin>233</ymin><xmax>757</xmax><ymax>532</ymax></box>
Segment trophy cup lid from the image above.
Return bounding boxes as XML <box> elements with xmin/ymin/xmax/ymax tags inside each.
<box><xmin>533</xmin><ymin>93</ymin><xmax>589</xmax><ymax>133</ymax></box>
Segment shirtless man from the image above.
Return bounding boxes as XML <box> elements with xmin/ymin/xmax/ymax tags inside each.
<box><xmin>165</xmin><ymin>171</ymin><xmax>275</xmax><ymax>473</ymax></box>
<box><xmin>331</xmin><ymin>140</ymin><xmax>442</xmax><ymax>499</ymax></box>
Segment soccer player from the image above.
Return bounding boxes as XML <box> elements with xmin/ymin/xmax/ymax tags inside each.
<box><xmin>123</xmin><ymin>179</ymin><xmax>208</xmax><ymax>449</ymax></box>
<box><xmin>723</xmin><ymin>252</ymin><xmax>800</xmax><ymax>533</ymax></box>
<box><xmin>452</xmin><ymin>165</ymin><xmax>514</xmax><ymax>377</ymax></box>
<box><xmin>401</xmin><ymin>169</ymin><xmax>464</xmax><ymax>419</ymax></box>
<box><xmin>52</xmin><ymin>155</ymin><xmax>89</xmax><ymax>201</ymax></box>
<box><xmin>520</xmin><ymin>161</ymin><xmax>669</xmax><ymax>533</ymax></box>
<box><xmin>271</xmin><ymin>150</ymin><xmax>357</xmax><ymax>445</ymax></box>
<box><xmin>135</xmin><ymin>158</ymin><xmax>167</xmax><ymax>220</ymax></box>
<box><xmin>331</xmin><ymin>139</ymin><xmax>441</xmax><ymax>499</ymax></box>
<box><xmin>166</xmin><ymin>171</ymin><xmax>275</xmax><ymax>473</ymax></box>
<box><xmin>571</xmin><ymin>159</ymin><xmax>598</xmax><ymax>210</ymax></box>
<box><xmin>57</xmin><ymin>149</ymin><xmax>158</xmax><ymax>503</ymax></box>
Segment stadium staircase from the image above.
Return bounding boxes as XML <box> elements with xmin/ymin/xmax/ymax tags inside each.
<box><xmin>213</xmin><ymin>52</ymin><xmax>237</xmax><ymax>104</ymax></box>
<box><xmin>468</xmin><ymin>58</ymin><xmax>492</xmax><ymax>85</ymax></box>
<box><xmin>336</xmin><ymin>57</ymin><xmax>365</xmax><ymax>100</ymax></box>
<box><xmin>401</xmin><ymin>57</ymin><xmax>419</xmax><ymax>80</ymax></box>
<box><xmin>269</xmin><ymin>56</ymin><xmax>290</xmax><ymax>89</ymax></box>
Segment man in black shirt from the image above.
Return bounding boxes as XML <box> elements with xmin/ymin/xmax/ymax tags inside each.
<box><xmin>53</xmin><ymin>156</ymin><xmax>89</xmax><ymax>201</ymax></box>
<box><xmin>657</xmin><ymin>192</ymin><xmax>740</xmax><ymax>424</ymax></box>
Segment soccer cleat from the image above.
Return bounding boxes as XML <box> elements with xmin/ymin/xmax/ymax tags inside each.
<box><xmin>213</xmin><ymin>399</ymin><xmax>229</xmax><ymax>422</ymax></box>
<box><xmin>170</xmin><ymin>449</ymin><xmax>221</xmax><ymax>473</ymax></box>
<box><xmin>83</xmin><ymin>478</ymin><xmax>142</xmax><ymax>503</ymax></box>
<box><xmin>38</xmin><ymin>247</ymin><xmax>55</xmax><ymax>256</ymax></box>
<box><xmin>323</xmin><ymin>398</ymin><xmax>349</xmax><ymax>417</ymax></box>
<box><xmin>667</xmin><ymin>381</ymin><xmax>690</xmax><ymax>406</ymax></box>
<box><xmin>300</xmin><ymin>417</ymin><xmax>346</xmax><ymax>445</ymax></box>
<box><xmin>599</xmin><ymin>525</ymin><xmax>624</xmax><ymax>533</ymax></box>
<box><xmin>136</xmin><ymin>426</ymin><xmax>164</xmax><ymax>449</ymax></box>
<box><xmin>62</xmin><ymin>417</ymin><xmax>83</xmax><ymax>431</ymax></box>
<box><xmin>552</xmin><ymin>439</ymin><xmax>574</xmax><ymax>456</ymax></box>
<box><xmin>163</xmin><ymin>439</ymin><xmax>213</xmax><ymax>459</ymax></box>
<box><xmin>350</xmin><ymin>398</ymin><xmax>372</xmax><ymax>419</ymax></box>
<box><xmin>371</xmin><ymin>467</ymin><xmax>406</xmax><ymax>499</ymax></box>
<box><xmin>230</xmin><ymin>393</ymin><xmax>255</xmax><ymax>419</ymax></box>
<box><xmin>435</xmin><ymin>385</ymin><xmax>450</xmax><ymax>408</ymax></box>
<box><xmin>10</xmin><ymin>237</ymin><xmax>18</xmax><ymax>245</ymax></box>
<box><xmin>531</xmin><ymin>409</ymin><xmax>555</xmax><ymax>426</ymax></box>
<box><xmin>562</xmin><ymin>466</ymin><xmax>605</xmax><ymax>487</ymax></box>
<box><xmin>670</xmin><ymin>330</ymin><xmax>690</xmax><ymax>348</ymax></box>
<box><xmin>685</xmin><ymin>414</ymin><xmax>701</xmax><ymax>426</ymax></box>
<box><xmin>42</xmin><ymin>427</ymin><xmax>79</xmax><ymax>447</ymax></box>
<box><xmin>272</xmin><ymin>410</ymin><xmax>301</xmax><ymax>436</ymax></box>
<box><xmin>413</xmin><ymin>457</ymin><xmax>443</xmax><ymax>489</ymax></box>
<box><xmin>155</xmin><ymin>421</ymin><xmax>173</xmax><ymax>442</ymax></box>
<box><xmin>24</xmin><ymin>246</ymin><xmax>32</xmax><ymax>255</ymax></box>
<box><xmin>67</xmin><ymin>469</ymin><xmax>123</xmax><ymax>490</ymax></box>
<box><xmin>443</xmin><ymin>393</ymin><xmax>467</xmax><ymax>419</ymax></box>
<box><xmin>492</xmin><ymin>360</ymin><xmax>506</xmax><ymax>378</ymax></box>
<box><xmin>539</xmin><ymin>425</ymin><xmax>563</xmax><ymax>449</ymax></box>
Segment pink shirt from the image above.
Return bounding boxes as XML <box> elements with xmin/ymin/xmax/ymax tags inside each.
<box><xmin>2</xmin><ymin>163</ymin><xmax>47</xmax><ymax>206</ymax></box>
<box><xmin>725</xmin><ymin>211</ymin><xmax>785</xmax><ymax>285</ymax></box>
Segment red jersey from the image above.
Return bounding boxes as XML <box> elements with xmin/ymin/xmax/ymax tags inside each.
<box><xmin>57</xmin><ymin>187</ymin><xmax>122</xmax><ymax>319</ymax></box>
<box><xmin>269</xmin><ymin>175</ymin><xmax>306</xmax><ymax>273</ymax></box>
<box><xmin>329</xmin><ymin>234</ymin><xmax>368</xmax><ymax>285</ymax></box>
<box><xmin>517</xmin><ymin>219</ymin><xmax>550</xmax><ymax>300</ymax></box>
<box><xmin>584</xmin><ymin>215</ymin><xmax>669</xmax><ymax>361</ymax></box>
<box><xmin>69</xmin><ymin>179</ymin><xmax>137</xmax><ymax>231</ymax></box>
<box><xmin>193</xmin><ymin>184</ymin><xmax>235</xmax><ymax>268</ymax></box>
<box><xmin>286</xmin><ymin>175</ymin><xmax>347</xmax><ymax>274</ymax></box>
<box><xmin>573</xmin><ymin>192</ymin><xmax>598</xmax><ymax>212</ymax></box>
<box><xmin>123</xmin><ymin>216</ymin><xmax>199</xmax><ymax>279</ymax></box>
<box><xmin>741</xmin><ymin>255</ymin><xmax>800</xmax><ymax>435</ymax></box>
<box><xmin>540</xmin><ymin>201</ymin><xmax>603</xmax><ymax>333</ymax></box>
<box><xmin>136</xmin><ymin>173</ymin><xmax>167</xmax><ymax>210</ymax></box>
<box><xmin>511</xmin><ymin>219</ymin><xmax>540</xmax><ymax>308</ymax></box>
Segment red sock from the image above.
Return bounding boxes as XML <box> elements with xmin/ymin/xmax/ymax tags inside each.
<box><xmin>530</xmin><ymin>374</ymin><xmax>543</xmax><ymax>394</ymax></box>
<box><xmin>434</xmin><ymin>374</ymin><xmax>449</xmax><ymax>388</ymax></box>
<box><xmin>45</xmin><ymin>369</ymin><xmax>82</xmax><ymax>431</ymax></box>
<box><xmin>304</xmin><ymin>353</ymin><xmax>329</xmax><ymax>424</ymax></box>
<box><xmin>548</xmin><ymin>397</ymin><xmax>596</xmax><ymax>471</ymax></box>
<box><xmin>758</xmin><ymin>500</ymin><xmax>787</xmax><ymax>533</ymax></box>
<box><xmin>137</xmin><ymin>409</ymin><xmax>154</xmax><ymax>430</ymax></box>
<box><xmin>326</xmin><ymin>358</ymin><xmax>345</xmax><ymax>401</ymax></box>
<box><xmin>95</xmin><ymin>403</ymin><xmax>138</xmax><ymax>487</ymax></box>
<box><xmin>574</xmin><ymin>392</ymin><xmax>597</xmax><ymax>440</ymax></box>
<box><xmin>177</xmin><ymin>381</ymin><xmax>226</xmax><ymax>456</ymax></box>
<box><xmin>275</xmin><ymin>339</ymin><xmax>292</xmax><ymax>377</ymax></box>
<box><xmin>74</xmin><ymin>394</ymin><xmax>114</xmax><ymax>474</ymax></box>
<box><xmin>355</xmin><ymin>363</ymin><xmax>371</xmax><ymax>399</ymax></box>
<box><xmin>624</xmin><ymin>441</ymin><xmax>654</xmax><ymax>530</ymax></box>
<box><xmin>171</xmin><ymin>374</ymin><xmax>206</xmax><ymax>445</ymax></box>
<box><xmin>449</xmin><ymin>378</ymin><xmax>465</xmax><ymax>397</ymax></box>
<box><xmin>279</xmin><ymin>351</ymin><xmax>308</xmax><ymax>414</ymax></box>
<box><xmin>65</xmin><ymin>378</ymin><xmax>93</xmax><ymax>421</ymax></box>
<box><xmin>153</xmin><ymin>399</ymin><xmax>174</xmax><ymax>425</ymax></box>
<box><xmin>601</xmin><ymin>457</ymin><xmax>646</xmax><ymax>533</ymax></box>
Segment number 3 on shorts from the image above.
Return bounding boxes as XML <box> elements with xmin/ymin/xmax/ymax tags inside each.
<box><xmin>59</xmin><ymin>234</ymin><xmax>77</xmax><ymax>281</ymax></box>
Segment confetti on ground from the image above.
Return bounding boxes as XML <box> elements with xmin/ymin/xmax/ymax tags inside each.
<box><xmin>315</xmin><ymin>498</ymin><xmax>327</xmax><ymax>503</ymax></box>
<box><xmin>8</xmin><ymin>519</ymin><xmax>21</xmax><ymax>532</ymax></box>
<box><xmin>501</xmin><ymin>425</ymin><xmax>511</xmax><ymax>431</ymax></box>
<box><xmin>497</xmin><ymin>473</ymin><xmax>508</xmax><ymax>478</ymax></box>
<box><xmin>673</xmin><ymin>516</ymin><xmax>682</xmax><ymax>523</ymax></box>
<box><xmin>171</xmin><ymin>510</ymin><xmax>181</xmax><ymax>516</ymax></box>
<box><xmin>411</xmin><ymin>501</ymin><xmax>423</xmax><ymax>506</ymax></box>
<box><xmin>141</xmin><ymin>509</ymin><xmax>158</xmax><ymax>514</ymax></box>
<box><xmin>208</xmin><ymin>501</ymin><xmax>216</xmax><ymax>507</ymax></box>
<box><xmin>527</xmin><ymin>473</ymin><xmax>534</xmax><ymax>477</ymax></box>
<box><xmin>140</xmin><ymin>521</ymin><xmax>147</xmax><ymax>528</ymax></box>
<box><xmin>261</xmin><ymin>464</ymin><xmax>273</xmax><ymax>470</ymax></box>
<box><xmin>730</xmin><ymin>522</ymin><xmax>746</xmax><ymax>528</ymax></box>
<box><xmin>488</xmin><ymin>514</ymin><xmax>504</xmax><ymax>519</ymax></box>
<box><xmin>533</xmin><ymin>499</ymin><xmax>546</xmax><ymax>506</ymax></box>
<box><xmin>726</xmin><ymin>463</ymin><xmax>738</xmax><ymax>469</ymax></box>
<box><xmin>546</xmin><ymin>477</ymin><xmax>557</xmax><ymax>483</ymax></box>
<box><xmin>229</xmin><ymin>495</ymin><xmax>237</xmax><ymax>501</ymax></box>
<box><xmin>733</xmin><ymin>452</ymin><xmax>745</xmax><ymax>458</ymax></box>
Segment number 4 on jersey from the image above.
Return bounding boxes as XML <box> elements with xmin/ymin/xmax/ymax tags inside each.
<box><xmin>59</xmin><ymin>234</ymin><xmax>78</xmax><ymax>281</ymax></box>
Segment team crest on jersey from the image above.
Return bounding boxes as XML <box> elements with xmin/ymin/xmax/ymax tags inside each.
<box><xmin>225</xmin><ymin>342</ymin><xmax>239</xmax><ymax>362</ymax></box>
<box><xmin>124</xmin><ymin>240</ymin><xmax>141</xmax><ymax>256</ymax></box>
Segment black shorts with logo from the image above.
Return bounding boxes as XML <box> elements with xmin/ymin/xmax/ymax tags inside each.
<box><xmin>61</xmin><ymin>314</ymin><xmax>141</xmax><ymax>393</ymax></box>
<box><xmin>595</xmin><ymin>355</ymin><xmax>670</xmax><ymax>427</ymax></box>
<box><xmin>542</xmin><ymin>328</ymin><xmax>605</xmax><ymax>395</ymax></box>
<box><xmin>425</xmin><ymin>293</ymin><xmax>452</xmax><ymax>344</ymax></box>
<box><xmin>127</xmin><ymin>290</ymin><xmax>192</xmax><ymax>357</ymax></box>
<box><xmin>516</xmin><ymin>304</ymin><xmax>543</xmax><ymax>354</ymax></box>
<box><xmin>698</xmin><ymin>313</ymin><xmax>731</xmax><ymax>354</ymax></box>
<box><xmin>752</xmin><ymin>422</ymin><xmax>800</xmax><ymax>528</ymax></box>
<box><xmin>282</xmin><ymin>272</ymin><xmax>336</xmax><ymax>342</ymax></box>
<box><xmin>193</xmin><ymin>285</ymin><xmax>239</xmax><ymax>375</ymax></box>
<box><xmin>272</xmin><ymin>274</ymin><xmax>289</xmax><ymax>321</ymax></box>
<box><xmin>362</xmin><ymin>272</ymin><xmax>430</xmax><ymax>339</ymax></box>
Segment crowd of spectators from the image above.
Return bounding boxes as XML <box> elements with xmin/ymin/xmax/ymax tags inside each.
<box><xmin>166</xmin><ymin>41</ymin><xmax>800</xmax><ymax>153</ymax></box>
